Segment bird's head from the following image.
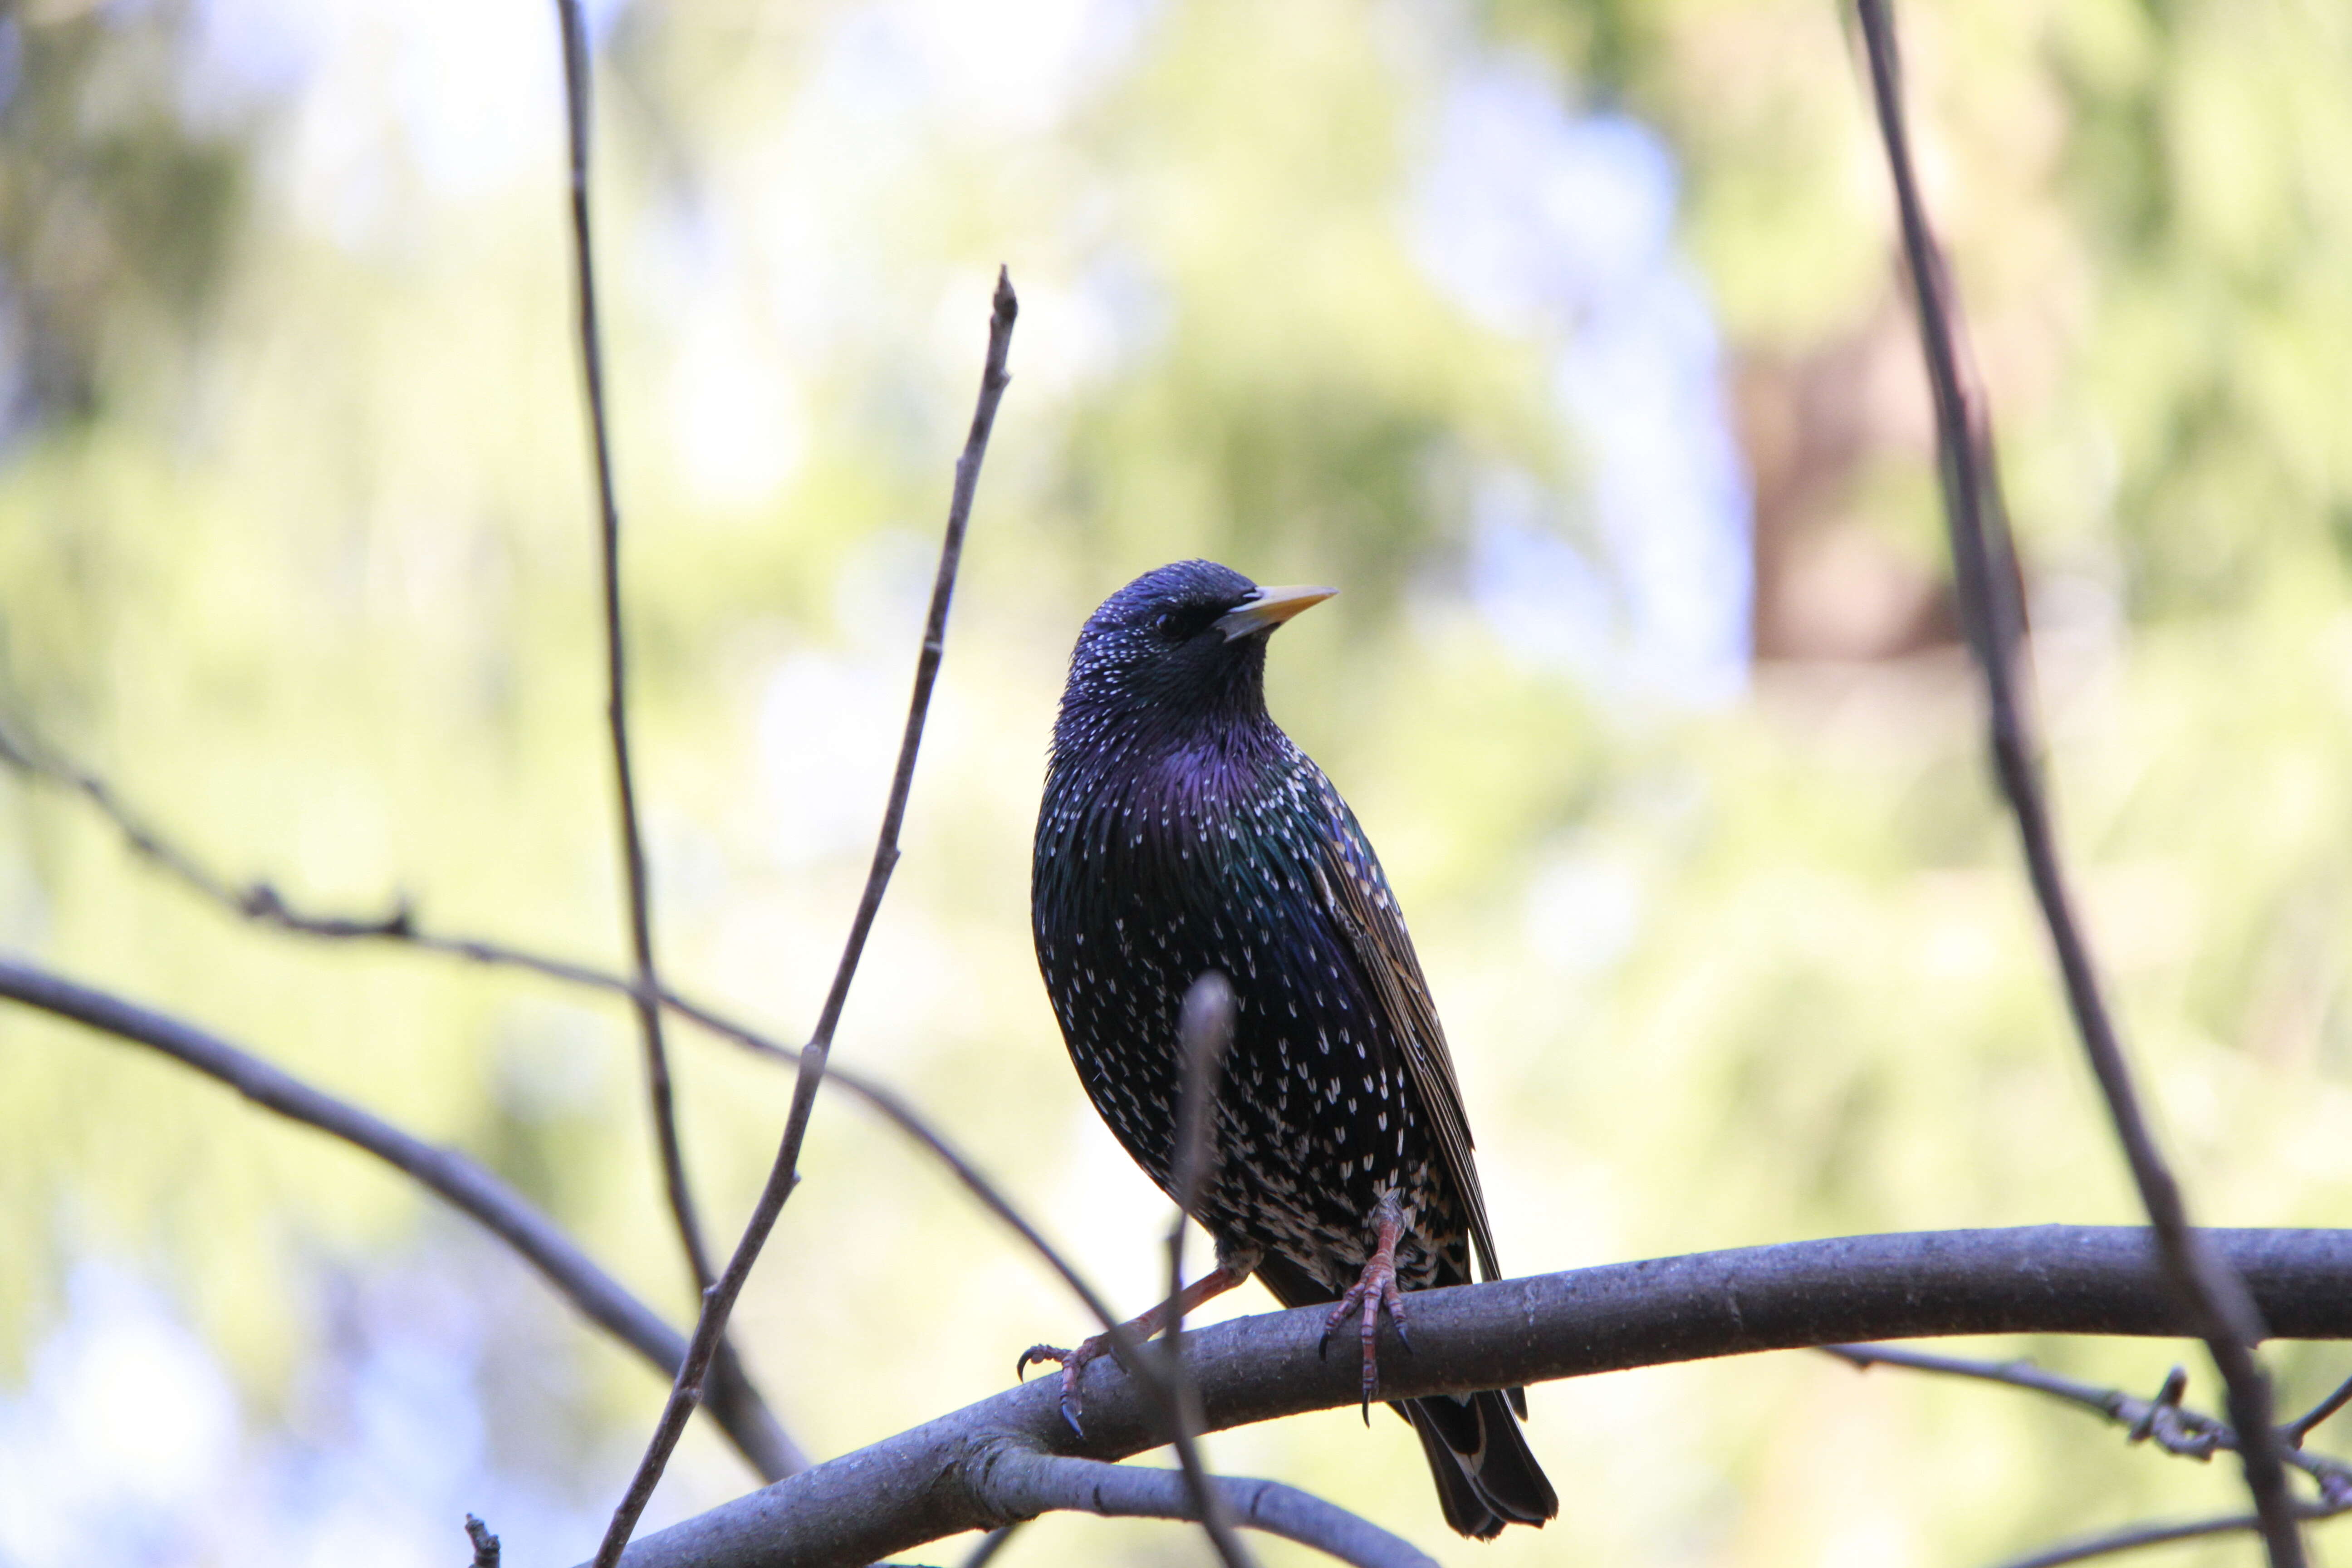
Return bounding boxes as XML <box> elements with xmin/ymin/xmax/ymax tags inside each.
<box><xmin>1054</xmin><ymin>559</ymin><xmax>1336</xmax><ymax>752</ymax></box>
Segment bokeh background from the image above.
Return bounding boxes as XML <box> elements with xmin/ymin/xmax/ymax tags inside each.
<box><xmin>3</xmin><ymin>0</ymin><xmax>2350</xmax><ymax>1563</ymax></box>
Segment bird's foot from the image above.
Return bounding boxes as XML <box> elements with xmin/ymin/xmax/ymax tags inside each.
<box><xmin>1017</xmin><ymin>1261</ymin><xmax>1254</xmax><ymax>1437</ymax></box>
<box><xmin>1317</xmin><ymin>1200</ymin><xmax>1413</xmax><ymax>1422</ymax></box>
<box><xmin>1016</xmin><ymin>1338</ymin><xmax>1108</xmax><ymax>1436</ymax></box>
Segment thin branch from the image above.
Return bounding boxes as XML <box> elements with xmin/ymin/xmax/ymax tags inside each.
<box><xmin>779</xmin><ymin>1011</ymin><xmax>1420</xmax><ymax>1566</ymax></box>
<box><xmin>0</xmin><ymin>956</ymin><xmax>799</xmax><ymax>1478</ymax></box>
<box><xmin>1825</xmin><ymin>1344</ymin><xmax>2352</xmax><ymax>1495</ymax></box>
<box><xmin>549</xmin><ymin>1</ymin><xmax>815</xmax><ymax>1493</ymax></box>
<box><xmin>24</xmin><ymin>710</ymin><xmax>2352</xmax><ymax>1561</ymax></box>
<box><xmin>467</xmin><ymin>1515</ymin><xmax>503</xmax><ymax>1568</ymax></box>
<box><xmin>1168</xmin><ymin>975</ymin><xmax>1238</xmax><ymax>1308</ymax></box>
<box><xmin>0</xmin><ymin>706</ymin><xmax>1190</xmax><ymax>1446</ymax></box>
<box><xmin>1162</xmin><ymin>974</ymin><xmax>1254</xmax><ymax>1568</ymax></box>
<box><xmin>1994</xmin><ymin>1504</ymin><xmax>2352</xmax><ymax>1568</ymax></box>
<box><xmin>589</xmin><ymin>268</ymin><xmax>1020</xmax><ymax>1568</ymax></box>
<box><xmin>599</xmin><ymin>1225</ymin><xmax>2352</xmax><ymax>1568</ymax></box>
<box><xmin>0</xmin><ymin>708</ymin><xmax>822</xmax><ymax>1068</ymax></box>
<box><xmin>739</xmin><ymin>1015</ymin><xmax>1412</xmax><ymax>1566</ymax></box>
<box><xmin>0</xmin><ymin>714</ymin><xmax>690</xmax><ymax>1000</ymax></box>
<box><xmin>21</xmin><ymin>706</ymin><xmax>2352</xmax><ymax>1564</ymax></box>
<box><xmin>1852</xmin><ymin>4</ymin><xmax>2302</xmax><ymax>1562</ymax></box>
<box><xmin>956</xmin><ymin>1527</ymin><xmax>1019</xmax><ymax>1568</ymax></box>
<box><xmin>841</xmin><ymin>1062</ymin><xmax>1135</xmax><ymax>1354</ymax></box>
<box><xmin>977</xmin><ymin>1449</ymin><xmax>1435</xmax><ymax>1568</ymax></box>
<box><xmin>553</xmin><ymin>0</ymin><xmax>715</xmax><ymax>1304</ymax></box>
<box><xmin>0</xmin><ymin>709</ymin><xmax>1161</xmax><ymax>1331</ymax></box>
<box><xmin>27</xmin><ymin>708</ymin><xmax>2352</xmax><ymax>1567</ymax></box>
<box><xmin>2289</xmin><ymin>1373</ymin><xmax>2352</xmax><ymax>1448</ymax></box>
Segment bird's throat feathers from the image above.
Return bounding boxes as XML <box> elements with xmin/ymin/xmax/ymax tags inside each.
<box><xmin>1049</xmin><ymin>637</ymin><xmax>1286</xmax><ymax>786</ymax></box>
<box><xmin>1044</xmin><ymin>670</ymin><xmax>1304</xmax><ymax>878</ymax></box>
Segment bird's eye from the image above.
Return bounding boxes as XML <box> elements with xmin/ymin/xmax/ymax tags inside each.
<box><xmin>1152</xmin><ymin>612</ymin><xmax>1177</xmax><ymax>636</ymax></box>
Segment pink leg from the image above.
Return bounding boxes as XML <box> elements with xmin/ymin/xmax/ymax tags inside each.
<box><xmin>1319</xmin><ymin>1198</ymin><xmax>1413</xmax><ymax>1421</ymax></box>
<box><xmin>1018</xmin><ymin>1263</ymin><xmax>1251</xmax><ymax>1434</ymax></box>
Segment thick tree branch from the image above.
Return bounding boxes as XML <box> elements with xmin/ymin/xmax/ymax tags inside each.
<box><xmin>590</xmin><ymin>269</ymin><xmax>1019</xmax><ymax>1567</ymax></box>
<box><xmin>0</xmin><ymin>956</ymin><xmax>798</xmax><ymax>1478</ymax></box>
<box><xmin>604</xmin><ymin>1226</ymin><xmax>2352</xmax><ymax>1568</ymax></box>
<box><xmin>1852</xmin><ymin>4</ymin><xmax>2302</xmax><ymax>1561</ymax></box>
<box><xmin>552</xmin><ymin>0</ymin><xmax>717</xmax><ymax>1312</ymax></box>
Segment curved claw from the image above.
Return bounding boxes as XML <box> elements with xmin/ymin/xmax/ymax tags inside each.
<box><xmin>1013</xmin><ymin>1338</ymin><xmax>1097</xmax><ymax>1436</ymax></box>
<box><xmin>1016</xmin><ymin>1343</ymin><xmax>1070</xmax><ymax>1381</ymax></box>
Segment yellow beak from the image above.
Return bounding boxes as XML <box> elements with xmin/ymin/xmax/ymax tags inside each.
<box><xmin>1213</xmin><ymin>584</ymin><xmax>1338</xmax><ymax>642</ymax></box>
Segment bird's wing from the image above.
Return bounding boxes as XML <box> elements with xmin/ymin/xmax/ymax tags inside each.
<box><xmin>1308</xmin><ymin>779</ymin><xmax>1503</xmax><ymax>1283</ymax></box>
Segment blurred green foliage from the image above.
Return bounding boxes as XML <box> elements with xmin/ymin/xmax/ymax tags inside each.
<box><xmin>0</xmin><ymin>0</ymin><xmax>2349</xmax><ymax>1563</ymax></box>
<box><xmin>0</xmin><ymin>0</ymin><xmax>249</xmax><ymax>432</ymax></box>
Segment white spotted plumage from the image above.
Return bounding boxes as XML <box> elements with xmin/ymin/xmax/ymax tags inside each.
<box><xmin>1031</xmin><ymin>562</ymin><xmax>1484</xmax><ymax>1297</ymax></box>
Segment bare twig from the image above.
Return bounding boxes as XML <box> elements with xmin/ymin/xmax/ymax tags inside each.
<box><xmin>598</xmin><ymin>1225</ymin><xmax>2352</xmax><ymax>1568</ymax></box>
<box><xmin>18</xmin><ymin>701</ymin><xmax>2349</xmax><ymax>1564</ymax></box>
<box><xmin>977</xmin><ymin>1449</ymin><xmax>1434</xmax><ymax>1568</ymax></box>
<box><xmin>790</xmin><ymin>1015</ymin><xmax>1426</xmax><ymax>1567</ymax></box>
<box><xmin>0</xmin><ymin>707</ymin><xmax>824</xmax><ymax>1066</ymax></box>
<box><xmin>1161</xmin><ymin>974</ymin><xmax>1254</xmax><ymax>1568</ymax></box>
<box><xmin>0</xmin><ymin>956</ymin><xmax>799</xmax><ymax>1477</ymax></box>
<box><xmin>552</xmin><ymin>0</ymin><xmax>714</xmax><ymax>1305</ymax></box>
<box><xmin>0</xmin><ymin>720</ymin><xmax>274</xmax><ymax>921</ymax></box>
<box><xmin>1852</xmin><ymin>4</ymin><xmax>2302</xmax><ymax>1561</ymax></box>
<box><xmin>774</xmin><ymin>1060</ymin><xmax>1393</xmax><ymax>1563</ymax></box>
<box><xmin>956</xmin><ymin>1527</ymin><xmax>1019</xmax><ymax>1568</ymax></box>
<box><xmin>1825</xmin><ymin>1344</ymin><xmax>2352</xmax><ymax>1495</ymax></box>
<box><xmin>1994</xmin><ymin>1503</ymin><xmax>2352</xmax><ymax>1568</ymax></box>
<box><xmin>1167</xmin><ymin>975</ymin><xmax>1238</xmax><ymax>1313</ymax></box>
<box><xmin>26</xmin><ymin>710</ymin><xmax>2352</xmax><ymax>1567</ymax></box>
<box><xmin>2289</xmin><ymin>1373</ymin><xmax>2352</xmax><ymax>1447</ymax></box>
<box><xmin>467</xmin><ymin>1515</ymin><xmax>503</xmax><ymax>1568</ymax></box>
<box><xmin>0</xmin><ymin>722</ymin><xmax>681</xmax><ymax>1000</ymax></box>
<box><xmin>588</xmin><ymin>269</ymin><xmax>1019</xmax><ymax>1568</ymax></box>
<box><xmin>0</xmin><ymin>707</ymin><xmax>1184</xmax><ymax>1436</ymax></box>
<box><xmin>844</xmin><ymin>1066</ymin><xmax>1134</xmax><ymax>1352</ymax></box>
<box><xmin>549</xmin><ymin>0</ymin><xmax>820</xmax><ymax>1498</ymax></box>
<box><xmin>23</xmin><ymin>704</ymin><xmax>2352</xmax><ymax>1563</ymax></box>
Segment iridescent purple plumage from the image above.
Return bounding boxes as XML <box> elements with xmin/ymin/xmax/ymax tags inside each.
<box><xmin>1031</xmin><ymin>559</ymin><xmax>1557</xmax><ymax>1539</ymax></box>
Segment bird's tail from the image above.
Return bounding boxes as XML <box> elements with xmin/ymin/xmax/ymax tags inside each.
<box><xmin>1254</xmin><ymin>1252</ymin><xmax>1555</xmax><ymax>1537</ymax></box>
<box><xmin>1398</xmin><ymin>1389</ymin><xmax>1558</xmax><ymax>1540</ymax></box>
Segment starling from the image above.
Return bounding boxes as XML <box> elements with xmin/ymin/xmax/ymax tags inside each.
<box><xmin>1028</xmin><ymin>559</ymin><xmax>1557</xmax><ymax>1539</ymax></box>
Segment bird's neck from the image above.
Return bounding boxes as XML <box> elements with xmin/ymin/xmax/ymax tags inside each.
<box><xmin>1049</xmin><ymin>687</ymin><xmax>1298</xmax><ymax>818</ymax></box>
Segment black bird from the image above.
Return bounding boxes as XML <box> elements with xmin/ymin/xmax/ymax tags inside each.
<box><xmin>1028</xmin><ymin>559</ymin><xmax>1557</xmax><ymax>1539</ymax></box>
